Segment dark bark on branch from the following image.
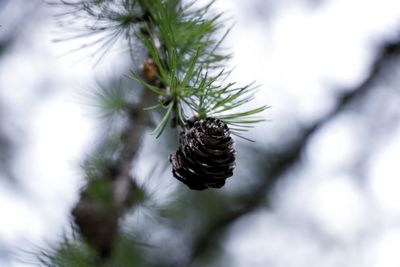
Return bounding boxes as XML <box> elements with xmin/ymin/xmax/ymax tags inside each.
<box><xmin>72</xmin><ymin>88</ymin><xmax>155</xmax><ymax>260</ymax></box>
<box><xmin>184</xmin><ymin>37</ymin><xmax>400</xmax><ymax>267</ymax></box>
<box><xmin>71</xmin><ymin>2</ymin><xmax>161</xmax><ymax>262</ymax></box>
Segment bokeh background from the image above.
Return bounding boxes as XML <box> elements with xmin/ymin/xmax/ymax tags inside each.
<box><xmin>1</xmin><ymin>0</ymin><xmax>400</xmax><ymax>266</ymax></box>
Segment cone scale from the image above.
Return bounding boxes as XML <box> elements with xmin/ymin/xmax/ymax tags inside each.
<box><xmin>170</xmin><ymin>117</ymin><xmax>236</xmax><ymax>190</ymax></box>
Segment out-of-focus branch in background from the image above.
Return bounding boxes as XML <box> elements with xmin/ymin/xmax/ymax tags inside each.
<box><xmin>71</xmin><ymin>87</ymin><xmax>155</xmax><ymax>259</ymax></box>
<box><xmin>0</xmin><ymin>0</ymin><xmax>42</xmax><ymax>183</ymax></box>
<box><xmin>185</xmin><ymin>36</ymin><xmax>400</xmax><ymax>266</ymax></box>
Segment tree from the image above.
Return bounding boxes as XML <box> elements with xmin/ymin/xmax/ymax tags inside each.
<box><xmin>2</xmin><ymin>0</ymin><xmax>399</xmax><ymax>266</ymax></box>
<box><xmin>36</xmin><ymin>1</ymin><xmax>267</xmax><ymax>266</ymax></box>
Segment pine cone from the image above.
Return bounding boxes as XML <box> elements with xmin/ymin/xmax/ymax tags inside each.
<box><xmin>170</xmin><ymin>117</ymin><xmax>236</xmax><ymax>190</ymax></box>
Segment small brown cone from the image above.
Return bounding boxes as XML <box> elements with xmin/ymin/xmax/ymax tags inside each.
<box><xmin>170</xmin><ymin>117</ymin><xmax>236</xmax><ymax>190</ymax></box>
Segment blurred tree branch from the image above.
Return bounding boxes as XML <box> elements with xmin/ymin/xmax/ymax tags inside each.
<box><xmin>0</xmin><ymin>0</ymin><xmax>41</xmax><ymax>58</ymax></box>
<box><xmin>72</xmin><ymin>87</ymin><xmax>156</xmax><ymax>258</ymax></box>
<box><xmin>0</xmin><ymin>0</ymin><xmax>42</xmax><ymax>183</ymax></box>
<box><xmin>70</xmin><ymin>2</ymin><xmax>160</xmax><ymax>263</ymax></box>
<box><xmin>184</xmin><ymin>36</ymin><xmax>400</xmax><ymax>266</ymax></box>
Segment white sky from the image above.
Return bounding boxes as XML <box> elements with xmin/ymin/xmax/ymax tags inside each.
<box><xmin>1</xmin><ymin>0</ymin><xmax>400</xmax><ymax>266</ymax></box>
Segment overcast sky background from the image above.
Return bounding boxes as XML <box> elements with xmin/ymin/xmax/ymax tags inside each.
<box><xmin>1</xmin><ymin>0</ymin><xmax>400</xmax><ymax>266</ymax></box>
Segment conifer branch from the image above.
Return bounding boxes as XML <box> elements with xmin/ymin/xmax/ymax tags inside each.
<box><xmin>67</xmin><ymin>0</ymin><xmax>161</xmax><ymax>262</ymax></box>
<box><xmin>40</xmin><ymin>0</ymin><xmax>269</xmax><ymax>265</ymax></box>
<box><xmin>72</xmin><ymin>87</ymin><xmax>156</xmax><ymax>259</ymax></box>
